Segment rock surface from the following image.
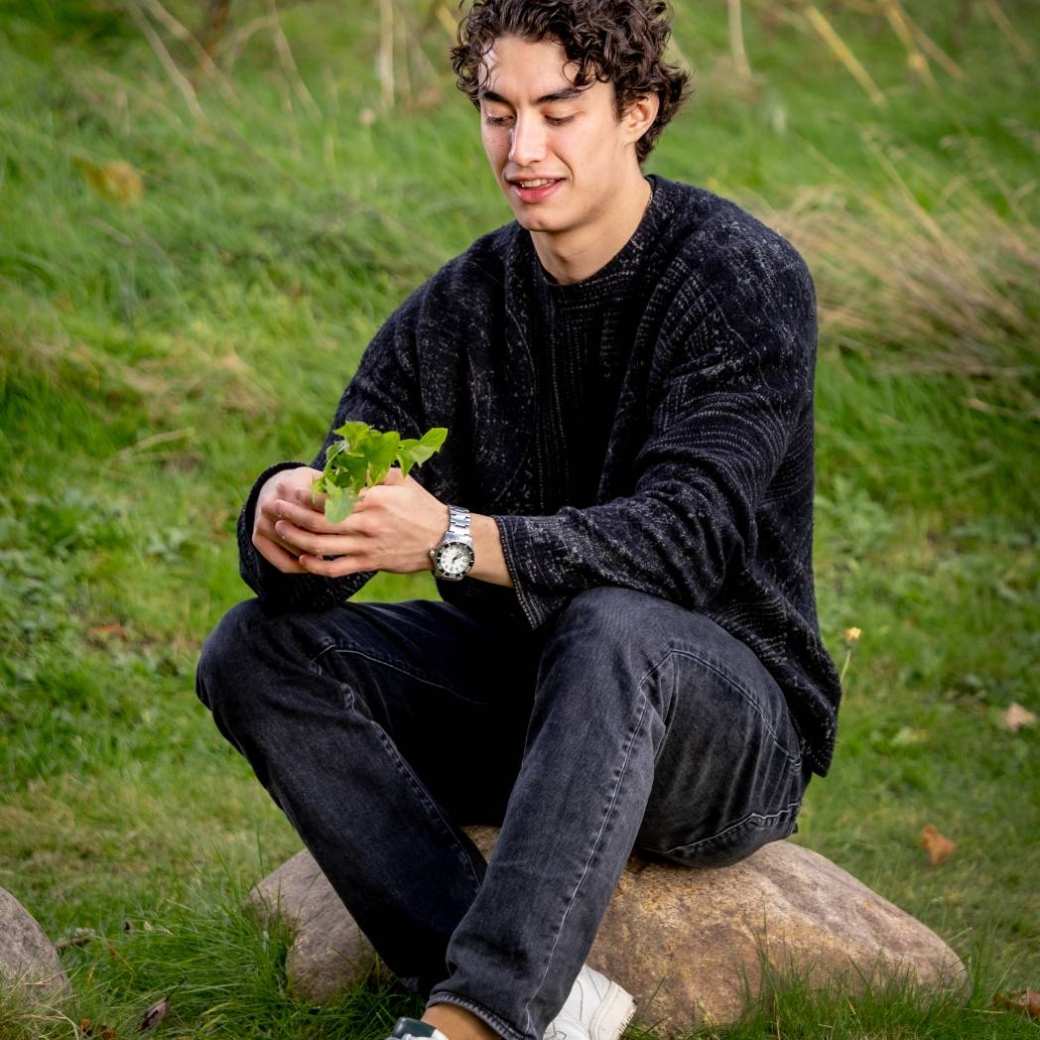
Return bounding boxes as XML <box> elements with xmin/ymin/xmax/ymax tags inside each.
<box><xmin>249</xmin><ymin>847</ymin><xmax>382</xmax><ymax>1003</ymax></box>
<box><xmin>248</xmin><ymin>829</ymin><xmax>968</xmax><ymax>1032</ymax></box>
<box><xmin>0</xmin><ymin>887</ymin><xmax>71</xmax><ymax>1010</ymax></box>
<box><xmin>583</xmin><ymin>837</ymin><xmax>968</xmax><ymax>1031</ymax></box>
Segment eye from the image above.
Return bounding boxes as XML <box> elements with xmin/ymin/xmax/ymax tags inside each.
<box><xmin>483</xmin><ymin>112</ymin><xmax>575</xmax><ymax>127</ymax></box>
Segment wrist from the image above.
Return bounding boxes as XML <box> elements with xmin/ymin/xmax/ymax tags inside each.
<box><xmin>467</xmin><ymin>513</ymin><xmax>513</xmax><ymax>588</ymax></box>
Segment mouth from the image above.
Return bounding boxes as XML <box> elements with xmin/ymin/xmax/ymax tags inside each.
<box><xmin>508</xmin><ymin>177</ymin><xmax>564</xmax><ymax>203</ymax></box>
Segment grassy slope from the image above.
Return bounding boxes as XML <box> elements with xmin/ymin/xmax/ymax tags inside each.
<box><xmin>0</xmin><ymin>1</ymin><xmax>1038</xmax><ymax>1036</ymax></box>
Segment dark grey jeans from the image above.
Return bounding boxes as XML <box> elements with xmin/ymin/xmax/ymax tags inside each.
<box><xmin>195</xmin><ymin>586</ymin><xmax>812</xmax><ymax>1040</ymax></box>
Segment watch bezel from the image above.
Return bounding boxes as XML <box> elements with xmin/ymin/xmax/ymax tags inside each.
<box><xmin>429</xmin><ymin>538</ymin><xmax>475</xmax><ymax>581</ymax></box>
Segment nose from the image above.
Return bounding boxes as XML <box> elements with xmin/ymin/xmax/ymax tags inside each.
<box><xmin>508</xmin><ymin>113</ymin><xmax>547</xmax><ymax>166</ymax></box>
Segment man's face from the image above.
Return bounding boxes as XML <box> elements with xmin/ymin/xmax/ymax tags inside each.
<box><xmin>477</xmin><ymin>34</ymin><xmax>634</xmax><ymax>235</ymax></box>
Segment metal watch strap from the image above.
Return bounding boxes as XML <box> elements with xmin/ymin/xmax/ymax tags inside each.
<box><xmin>446</xmin><ymin>504</ymin><xmax>471</xmax><ymax>540</ymax></box>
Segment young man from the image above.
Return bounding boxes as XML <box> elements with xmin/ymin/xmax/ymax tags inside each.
<box><xmin>194</xmin><ymin>3</ymin><xmax>844</xmax><ymax>1040</ymax></box>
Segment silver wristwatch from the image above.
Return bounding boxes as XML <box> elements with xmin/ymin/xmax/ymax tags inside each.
<box><xmin>428</xmin><ymin>504</ymin><xmax>475</xmax><ymax>581</ymax></box>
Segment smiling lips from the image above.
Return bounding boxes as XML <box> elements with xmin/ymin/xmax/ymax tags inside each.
<box><xmin>509</xmin><ymin>177</ymin><xmax>564</xmax><ymax>202</ymax></box>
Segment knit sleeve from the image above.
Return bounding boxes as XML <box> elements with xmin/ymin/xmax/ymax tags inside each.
<box><xmin>237</xmin><ymin>286</ymin><xmax>426</xmax><ymax>612</ymax></box>
<box><xmin>491</xmin><ymin>253</ymin><xmax>818</xmax><ymax>630</ymax></box>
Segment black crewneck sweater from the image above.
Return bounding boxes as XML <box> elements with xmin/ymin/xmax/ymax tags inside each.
<box><xmin>236</xmin><ymin>174</ymin><xmax>844</xmax><ymax>777</ymax></box>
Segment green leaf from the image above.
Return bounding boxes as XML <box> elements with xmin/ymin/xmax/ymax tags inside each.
<box><xmin>365</xmin><ymin>430</ymin><xmax>400</xmax><ymax>485</ymax></box>
<box><xmin>324</xmin><ymin>485</ymin><xmax>358</xmax><ymax>524</ymax></box>
<box><xmin>420</xmin><ymin>426</ymin><xmax>448</xmax><ymax>451</ymax></box>
<box><xmin>318</xmin><ymin>422</ymin><xmax>447</xmax><ymax>502</ymax></box>
<box><xmin>325</xmin><ymin>440</ymin><xmax>347</xmax><ymax>466</ymax></box>
<box><xmin>397</xmin><ymin>438</ymin><xmax>419</xmax><ymax>478</ymax></box>
<box><xmin>397</xmin><ymin>427</ymin><xmax>448</xmax><ymax>477</ymax></box>
<box><xmin>329</xmin><ymin>451</ymin><xmax>369</xmax><ymax>491</ymax></box>
<box><xmin>332</xmin><ymin>420</ymin><xmax>372</xmax><ymax>449</ymax></box>
<box><xmin>408</xmin><ymin>427</ymin><xmax>448</xmax><ymax>466</ymax></box>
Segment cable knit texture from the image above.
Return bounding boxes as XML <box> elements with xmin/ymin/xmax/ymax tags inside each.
<box><xmin>236</xmin><ymin>173</ymin><xmax>843</xmax><ymax>776</ymax></box>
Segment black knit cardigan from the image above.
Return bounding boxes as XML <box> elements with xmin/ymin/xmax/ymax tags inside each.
<box><xmin>236</xmin><ymin>173</ymin><xmax>844</xmax><ymax>776</ymax></box>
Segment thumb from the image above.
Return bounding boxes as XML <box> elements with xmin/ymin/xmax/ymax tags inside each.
<box><xmin>382</xmin><ymin>466</ymin><xmax>405</xmax><ymax>484</ymax></box>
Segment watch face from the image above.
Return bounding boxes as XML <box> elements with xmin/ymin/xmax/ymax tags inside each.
<box><xmin>437</xmin><ymin>541</ymin><xmax>474</xmax><ymax>578</ymax></box>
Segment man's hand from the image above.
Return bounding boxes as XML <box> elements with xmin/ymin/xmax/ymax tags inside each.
<box><xmin>253</xmin><ymin>465</ymin><xmax>448</xmax><ymax>578</ymax></box>
<box><xmin>251</xmin><ymin>467</ymin><xmax>324</xmax><ymax>574</ymax></box>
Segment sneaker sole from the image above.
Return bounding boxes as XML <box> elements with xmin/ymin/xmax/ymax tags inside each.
<box><xmin>587</xmin><ymin>981</ymin><xmax>637</xmax><ymax>1040</ymax></box>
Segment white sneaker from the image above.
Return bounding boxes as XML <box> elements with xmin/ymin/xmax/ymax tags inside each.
<box><xmin>543</xmin><ymin>963</ymin><xmax>636</xmax><ymax>1040</ymax></box>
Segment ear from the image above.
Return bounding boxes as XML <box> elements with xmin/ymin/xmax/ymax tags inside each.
<box><xmin>621</xmin><ymin>92</ymin><xmax>660</xmax><ymax>146</ymax></box>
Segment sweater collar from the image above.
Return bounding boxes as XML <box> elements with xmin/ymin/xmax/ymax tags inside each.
<box><xmin>515</xmin><ymin>173</ymin><xmax>667</xmax><ymax>310</ymax></box>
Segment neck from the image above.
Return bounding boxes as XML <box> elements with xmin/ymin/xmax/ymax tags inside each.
<box><xmin>530</xmin><ymin>170</ymin><xmax>652</xmax><ymax>285</ymax></box>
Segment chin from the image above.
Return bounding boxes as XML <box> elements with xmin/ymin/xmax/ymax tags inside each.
<box><xmin>511</xmin><ymin>203</ymin><xmax>568</xmax><ymax>230</ymax></box>
<box><xmin>521</xmin><ymin>220</ymin><xmax>565</xmax><ymax>238</ymax></box>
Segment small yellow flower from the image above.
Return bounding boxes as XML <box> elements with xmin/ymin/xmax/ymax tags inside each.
<box><xmin>73</xmin><ymin>156</ymin><xmax>144</xmax><ymax>205</ymax></box>
<box><xmin>843</xmin><ymin>626</ymin><xmax>862</xmax><ymax>643</ymax></box>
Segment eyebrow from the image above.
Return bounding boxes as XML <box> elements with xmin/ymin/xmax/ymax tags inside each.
<box><xmin>479</xmin><ymin>85</ymin><xmax>587</xmax><ymax>105</ymax></box>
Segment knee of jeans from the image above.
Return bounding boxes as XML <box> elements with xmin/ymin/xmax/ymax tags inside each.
<box><xmin>554</xmin><ymin>586</ymin><xmax>673</xmax><ymax>650</ymax></box>
<box><xmin>195</xmin><ymin>598</ymin><xmax>272</xmax><ymax>712</ymax></box>
<box><xmin>550</xmin><ymin>586</ymin><xmax>684</xmax><ymax>698</ymax></box>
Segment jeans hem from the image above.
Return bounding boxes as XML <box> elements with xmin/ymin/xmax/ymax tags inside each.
<box><xmin>425</xmin><ymin>991</ymin><xmax>530</xmax><ymax>1040</ymax></box>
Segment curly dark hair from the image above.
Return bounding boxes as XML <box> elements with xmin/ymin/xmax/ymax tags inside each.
<box><xmin>449</xmin><ymin>0</ymin><xmax>693</xmax><ymax>165</ymax></box>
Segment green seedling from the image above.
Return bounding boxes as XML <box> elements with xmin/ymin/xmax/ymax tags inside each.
<box><xmin>310</xmin><ymin>421</ymin><xmax>448</xmax><ymax>523</ymax></box>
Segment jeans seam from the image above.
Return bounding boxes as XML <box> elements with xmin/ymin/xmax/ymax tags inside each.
<box><xmin>375</xmin><ymin>725</ymin><xmax>484</xmax><ymax>891</ymax></box>
<box><xmin>655</xmin><ymin>651</ymin><xmax>680</xmax><ymax>768</ymax></box>
<box><xmin>520</xmin><ymin>683</ymin><xmax>652</xmax><ymax>1037</ymax></box>
<box><xmin>664</xmin><ymin>797</ymin><xmax>804</xmax><ymax>857</ymax></box>
<box><xmin>309</xmin><ymin>644</ymin><xmax>461</xmax><ymax>697</ymax></box>
<box><xmin>669</xmin><ymin>647</ymin><xmax>802</xmax><ymax>767</ymax></box>
<box><xmin>309</xmin><ymin>648</ymin><xmax>483</xmax><ymax>892</ymax></box>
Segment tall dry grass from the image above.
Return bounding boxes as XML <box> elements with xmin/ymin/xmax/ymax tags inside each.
<box><xmin>759</xmin><ymin>137</ymin><xmax>1040</xmax><ymax>418</ymax></box>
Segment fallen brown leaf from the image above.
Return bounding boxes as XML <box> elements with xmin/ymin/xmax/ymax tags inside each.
<box><xmin>138</xmin><ymin>996</ymin><xmax>170</xmax><ymax>1032</ymax></box>
<box><xmin>73</xmin><ymin>157</ymin><xmax>144</xmax><ymax>205</ymax></box>
<box><xmin>920</xmin><ymin>823</ymin><xmax>956</xmax><ymax>865</ymax></box>
<box><xmin>994</xmin><ymin>989</ymin><xmax>1040</xmax><ymax>1019</ymax></box>
<box><xmin>87</xmin><ymin>623</ymin><xmax>129</xmax><ymax>643</ymax></box>
<box><xmin>1001</xmin><ymin>702</ymin><xmax>1037</xmax><ymax>733</ymax></box>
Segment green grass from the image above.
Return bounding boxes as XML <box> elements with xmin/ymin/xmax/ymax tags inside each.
<box><xmin>1</xmin><ymin>0</ymin><xmax>1038</xmax><ymax>1036</ymax></box>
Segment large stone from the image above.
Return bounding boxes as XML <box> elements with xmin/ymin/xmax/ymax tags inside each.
<box><xmin>585</xmin><ymin>838</ymin><xmax>968</xmax><ymax>1032</ymax></box>
<box><xmin>248</xmin><ymin>847</ymin><xmax>382</xmax><ymax>1004</ymax></box>
<box><xmin>247</xmin><ymin>829</ymin><xmax>968</xmax><ymax>1032</ymax></box>
<box><xmin>0</xmin><ymin>887</ymin><xmax>71</xmax><ymax>1010</ymax></box>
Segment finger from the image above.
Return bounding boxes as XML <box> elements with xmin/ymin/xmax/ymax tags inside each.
<box><xmin>270</xmin><ymin>498</ymin><xmax>342</xmax><ymax>535</ymax></box>
<box><xmin>253</xmin><ymin>532</ymin><xmax>307</xmax><ymax>573</ymax></box>
<box><xmin>259</xmin><ymin>494</ymin><xmax>315</xmax><ymax>525</ymax></box>
<box><xmin>274</xmin><ymin>520</ymin><xmax>368</xmax><ymax>558</ymax></box>
<box><xmin>299</xmin><ymin>552</ymin><xmax>371</xmax><ymax>578</ymax></box>
<box><xmin>257</xmin><ymin>511</ymin><xmax>309</xmax><ymax>555</ymax></box>
<box><xmin>293</xmin><ymin>485</ymin><xmax>327</xmax><ymax>512</ymax></box>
